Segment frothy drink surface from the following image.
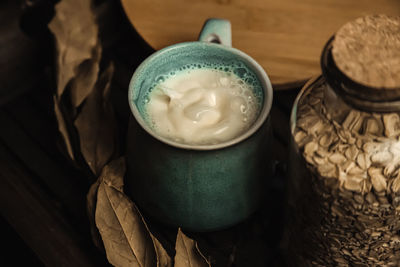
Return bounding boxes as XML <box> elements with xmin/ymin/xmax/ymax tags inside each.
<box><xmin>144</xmin><ymin>67</ymin><xmax>262</xmax><ymax>145</ymax></box>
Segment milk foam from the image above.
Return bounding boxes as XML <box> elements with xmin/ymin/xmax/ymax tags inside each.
<box><xmin>144</xmin><ymin>66</ymin><xmax>262</xmax><ymax>145</ymax></box>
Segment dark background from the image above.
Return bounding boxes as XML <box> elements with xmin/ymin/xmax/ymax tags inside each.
<box><xmin>1</xmin><ymin>0</ymin><xmax>299</xmax><ymax>266</ymax></box>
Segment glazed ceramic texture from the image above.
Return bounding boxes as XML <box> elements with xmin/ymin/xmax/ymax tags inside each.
<box><xmin>126</xmin><ymin>19</ymin><xmax>273</xmax><ymax>231</ymax></box>
<box><xmin>126</xmin><ymin>116</ymin><xmax>272</xmax><ymax>231</ymax></box>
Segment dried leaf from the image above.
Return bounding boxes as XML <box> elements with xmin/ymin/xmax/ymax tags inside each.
<box><xmin>74</xmin><ymin>63</ymin><xmax>116</xmax><ymax>176</ymax></box>
<box><xmin>69</xmin><ymin>44</ymin><xmax>102</xmax><ymax>107</ymax></box>
<box><xmin>100</xmin><ymin>156</ymin><xmax>124</xmax><ymax>191</ymax></box>
<box><xmin>53</xmin><ymin>95</ymin><xmax>74</xmax><ymax>160</ymax></box>
<box><xmin>87</xmin><ymin>178</ymin><xmax>104</xmax><ymax>251</ymax></box>
<box><xmin>174</xmin><ymin>228</ymin><xmax>211</xmax><ymax>267</ymax></box>
<box><xmin>95</xmin><ymin>158</ymin><xmax>158</xmax><ymax>267</ymax></box>
<box><xmin>144</xmin><ymin>223</ymin><xmax>172</xmax><ymax>267</ymax></box>
<box><xmin>49</xmin><ymin>0</ymin><xmax>98</xmax><ymax>97</ymax></box>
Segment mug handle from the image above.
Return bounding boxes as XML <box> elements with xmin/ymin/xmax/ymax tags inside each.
<box><xmin>198</xmin><ymin>18</ymin><xmax>232</xmax><ymax>47</ymax></box>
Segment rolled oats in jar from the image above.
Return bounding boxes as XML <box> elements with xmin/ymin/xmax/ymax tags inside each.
<box><xmin>286</xmin><ymin>15</ymin><xmax>400</xmax><ymax>266</ymax></box>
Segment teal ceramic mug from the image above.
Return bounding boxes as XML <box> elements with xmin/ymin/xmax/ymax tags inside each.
<box><xmin>127</xmin><ymin>19</ymin><xmax>273</xmax><ymax>232</ymax></box>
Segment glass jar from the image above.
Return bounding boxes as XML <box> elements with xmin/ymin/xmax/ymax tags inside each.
<box><xmin>286</xmin><ymin>18</ymin><xmax>400</xmax><ymax>266</ymax></box>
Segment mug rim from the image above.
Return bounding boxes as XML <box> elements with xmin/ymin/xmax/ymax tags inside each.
<box><xmin>128</xmin><ymin>41</ymin><xmax>273</xmax><ymax>151</ymax></box>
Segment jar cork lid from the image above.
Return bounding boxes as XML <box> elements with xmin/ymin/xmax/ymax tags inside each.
<box><xmin>333</xmin><ymin>15</ymin><xmax>400</xmax><ymax>89</ymax></box>
<box><xmin>321</xmin><ymin>15</ymin><xmax>400</xmax><ymax>111</ymax></box>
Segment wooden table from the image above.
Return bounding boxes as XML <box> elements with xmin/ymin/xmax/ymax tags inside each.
<box><xmin>122</xmin><ymin>0</ymin><xmax>400</xmax><ymax>89</ymax></box>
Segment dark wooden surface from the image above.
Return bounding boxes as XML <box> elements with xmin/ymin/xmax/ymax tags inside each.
<box><xmin>0</xmin><ymin>0</ymin><xmax>299</xmax><ymax>266</ymax></box>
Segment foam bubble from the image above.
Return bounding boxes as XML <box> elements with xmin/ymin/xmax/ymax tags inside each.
<box><xmin>155</xmin><ymin>75</ymin><xmax>165</xmax><ymax>83</ymax></box>
<box><xmin>141</xmin><ymin>61</ymin><xmax>264</xmax><ymax>143</ymax></box>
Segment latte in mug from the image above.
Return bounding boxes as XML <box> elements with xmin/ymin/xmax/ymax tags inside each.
<box><xmin>143</xmin><ymin>63</ymin><xmax>263</xmax><ymax>145</ymax></box>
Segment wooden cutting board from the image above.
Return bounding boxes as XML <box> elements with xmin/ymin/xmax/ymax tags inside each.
<box><xmin>121</xmin><ymin>0</ymin><xmax>400</xmax><ymax>89</ymax></box>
